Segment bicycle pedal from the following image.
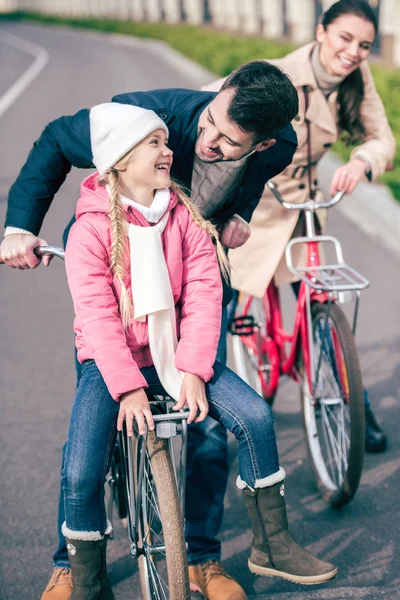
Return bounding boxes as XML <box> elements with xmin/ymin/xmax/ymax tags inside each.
<box><xmin>229</xmin><ymin>315</ymin><xmax>257</xmax><ymax>336</ymax></box>
<box><xmin>156</xmin><ymin>421</ymin><xmax>177</xmax><ymax>439</ymax></box>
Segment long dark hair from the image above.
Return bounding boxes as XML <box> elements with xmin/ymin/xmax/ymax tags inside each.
<box><xmin>321</xmin><ymin>0</ymin><xmax>378</xmax><ymax>143</ymax></box>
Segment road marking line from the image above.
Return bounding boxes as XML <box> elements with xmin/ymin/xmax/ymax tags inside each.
<box><xmin>0</xmin><ymin>31</ymin><xmax>49</xmax><ymax>118</ymax></box>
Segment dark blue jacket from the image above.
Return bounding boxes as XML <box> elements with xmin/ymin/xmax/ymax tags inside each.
<box><xmin>6</xmin><ymin>88</ymin><xmax>297</xmax><ymax>234</ymax></box>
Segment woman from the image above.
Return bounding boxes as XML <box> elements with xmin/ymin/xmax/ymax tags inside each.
<box><xmin>204</xmin><ymin>0</ymin><xmax>395</xmax><ymax>452</ymax></box>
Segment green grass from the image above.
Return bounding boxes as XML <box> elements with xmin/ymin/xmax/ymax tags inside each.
<box><xmin>2</xmin><ymin>10</ymin><xmax>399</xmax><ymax>199</ymax></box>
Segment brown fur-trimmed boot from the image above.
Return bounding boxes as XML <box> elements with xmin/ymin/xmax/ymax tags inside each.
<box><xmin>244</xmin><ymin>482</ymin><xmax>337</xmax><ymax>585</ymax></box>
<box><xmin>66</xmin><ymin>538</ymin><xmax>115</xmax><ymax>600</ymax></box>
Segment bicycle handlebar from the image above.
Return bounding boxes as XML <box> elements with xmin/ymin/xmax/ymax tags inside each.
<box><xmin>266</xmin><ymin>180</ymin><xmax>345</xmax><ymax>211</ymax></box>
<box><xmin>34</xmin><ymin>246</ymin><xmax>65</xmax><ymax>260</ymax></box>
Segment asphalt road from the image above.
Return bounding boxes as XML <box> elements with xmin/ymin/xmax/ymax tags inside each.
<box><xmin>1</xmin><ymin>22</ymin><xmax>400</xmax><ymax>600</ymax></box>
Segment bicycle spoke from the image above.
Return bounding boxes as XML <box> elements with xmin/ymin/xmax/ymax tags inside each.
<box><xmin>314</xmin><ymin>323</ymin><xmax>342</xmax><ymax>398</ymax></box>
<box><xmin>302</xmin><ymin>303</ymin><xmax>365</xmax><ymax>506</ymax></box>
<box><xmin>309</xmin><ymin>314</ymin><xmax>353</xmax><ymax>488</ymax></box>
<box><xmin>148</xmin><ymin>562</ymin><xmax>164</xmax><ymax>600</ymax></box>
<box><xmin>140</xmin><ymin>453</ymin><xmax>171</xmax><ymax>598</ymax></box>
<box><xmin>144</xmin><ymin>463</ymin><xmax>162</xmax><ymax>522</ymax></box>
<box><xmin>321</xmin><ymin>404</ymin><xmax>348</xmax><ymax>485</ymax></box>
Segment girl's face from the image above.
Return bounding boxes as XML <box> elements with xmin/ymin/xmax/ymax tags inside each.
<box><xmin>119</xmin><ymin>129</ymin><xmax>173</xmax><ymax>192</ymax></box>
<box><xmin>316</xmin><ymin>14</ymin><xmax>375</xmax><ymax>77</ymax></box>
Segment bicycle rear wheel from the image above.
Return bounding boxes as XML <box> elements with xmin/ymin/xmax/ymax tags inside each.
<box><xmin>301</xmin><ymin>302</ymin><xmax>365</xmax><ymax>507</ymax></box>
<box><xmin>135</xmin><ymin>431</ymin><xmax>190</xmax><ymax>600</ymax></box>
<box><xmin>231</xmin><ymin>296</ymin><xmax>278</xmax><ymax>405</ymax></box>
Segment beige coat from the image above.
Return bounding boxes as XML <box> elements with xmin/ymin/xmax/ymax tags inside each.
<box><xmin>203</xmin><ymin>43</ymin><xmax>396</xmax><ymax>297</ymax></box>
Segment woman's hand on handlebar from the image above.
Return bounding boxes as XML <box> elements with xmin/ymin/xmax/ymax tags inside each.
<box><xmin>118</xmin><ymin>388</ymin><xmax>155</xmax><ymax>437</ymax></box>
<box><xmin>329</xmin><ymin>158</ymin><xmax>368</xmax><ymax>196</ymax></box>
<box><xmin>0</xmin><ymin>234</ymin><xmax>52</xmax><ymax>268</ymax></box>
<box><xmin>173</xmin><ymin>373</ymin><xmax>209</xmax><ymax>424</ymax></box>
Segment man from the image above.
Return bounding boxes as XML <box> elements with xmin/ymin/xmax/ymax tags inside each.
<box><xmin>1</xmin><ymin>60</ymin><xmax>298</xmax><ymax>600</ymax></box>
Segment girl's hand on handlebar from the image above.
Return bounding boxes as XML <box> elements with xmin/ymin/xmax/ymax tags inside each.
<box><xmin>329</xmin><ymin>158</ymin><xmax>368</xmax><ymax>196</ymax></box>
<box><xmin>118</xmin><ymin>388</ymin><xmax>155</xmax><ymax>436</ymax></box>
<box><xmin>0</xmin><ymin>234</ymin><xmax>52</xmax><ymax>269</ymax></box>
<box><xmin>173</xmin><ymin>373</ymin><xmax>209</xmax><ymax>424</ymax></box>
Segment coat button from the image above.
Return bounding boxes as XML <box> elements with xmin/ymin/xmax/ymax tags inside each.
<box><xmin>294</xmin><ymin>115</ymin><xmax>301</xmax><ymax>121</ymax></box>
<box><xmin>298</xmin><ymin>183</ymin><xmax>306</xmax><ymax>189</ymax></box>
<box><xmin>314</xmin><ymin>179</ymin><xmax>318</xmax><ymax>186</ymax></box>
<box><xmin>323</xmin><ymin>142</ymin><xmax>332</xmax><ymax>148</ymax></box>
<box><xmin>159</xmin><ymin>112</ymin><xmax>168</xmax><ymax>120</ymax></box>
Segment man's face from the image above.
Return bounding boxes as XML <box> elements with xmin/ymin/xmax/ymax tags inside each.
<box><xmin>196</xmin><ymin>89</ymin><xmax>274</xmax><ymax>163</ymax></box>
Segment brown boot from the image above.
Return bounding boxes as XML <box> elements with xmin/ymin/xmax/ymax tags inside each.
<box><xmin>66</xmin><ymin>538</ymin><xmax>115</xmax><ymax>600</ymax></box>
<box><xmin>40</xmin><ymin>568</ymin><xmax>72</xmax><ymax>600</ymax></box>
<box><xmin>189</xmin><ymin>561</ymin><xmax>247</xmax><ymax>599</ymax></box>
<box><xmin>244</xmin><ymin>483</ymin><xmax>338</xmax><ymax>585</ymax></box>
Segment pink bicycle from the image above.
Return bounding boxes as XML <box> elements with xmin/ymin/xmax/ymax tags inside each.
<box><xmin>230</xmin><ymin>181</ymin><xmax>369</xmax><ymax>507</ymax></box>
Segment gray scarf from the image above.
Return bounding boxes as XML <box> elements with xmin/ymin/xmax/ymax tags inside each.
<box><xmin>311</xmin><ymin>44</ymin><xmax>345</xmax><ymax>99</ymax></box>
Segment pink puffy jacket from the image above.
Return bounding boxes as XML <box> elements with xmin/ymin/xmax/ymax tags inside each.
<box><xmin>65</xmin><ymin>173</ymin><xmax>223</xmax><ymax>400</ymax></box>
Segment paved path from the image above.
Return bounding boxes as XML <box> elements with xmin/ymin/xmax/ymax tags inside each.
<box><xmin>1</xmin><ymin>22</ymin><xmax>399</xmax><ymax>600</ymax></box>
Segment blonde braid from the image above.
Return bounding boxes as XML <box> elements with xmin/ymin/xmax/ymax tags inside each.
<box><xmin>170</xmin><ymin>182</ymin><xmax>230</xmax><ymax>283</ymax></box>
<box><xmin>104</xmin><ymin>169</ymin><xmax>133</xmax><ymax>329</ymax></box>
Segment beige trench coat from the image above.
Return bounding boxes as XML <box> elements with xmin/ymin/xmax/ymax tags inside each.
<box><xmin>203</xmin><ymin>43</ymin><xmax>396</xmax><ymax>297</ymax></box>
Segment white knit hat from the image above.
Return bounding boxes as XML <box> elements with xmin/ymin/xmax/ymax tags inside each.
<box><xmin>89</xmin><ymin>103</ymin><xmax>169</xmax><ymax>175</ymax></box>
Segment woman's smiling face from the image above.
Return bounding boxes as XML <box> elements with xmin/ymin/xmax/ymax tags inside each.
<box><xmin>316</xmin><ymin>14</ymin><xmax>375</xmax><ymax>77</ymax></box>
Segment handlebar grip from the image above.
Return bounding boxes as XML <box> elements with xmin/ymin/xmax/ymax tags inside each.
<box><xmin>1</xmin><ymin>245</ymin><xmax>65</xmax><ymax>265</ymax></box>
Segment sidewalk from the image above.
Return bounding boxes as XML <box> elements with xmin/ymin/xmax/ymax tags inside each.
<box><xmin>318</xmin><ymin>152</ymin><xmax>400</xmax><ymax>259</ymax></box>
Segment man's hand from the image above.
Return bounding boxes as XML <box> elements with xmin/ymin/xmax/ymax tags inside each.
<box><xmin>220</xmin><ymin>215</ymin><xmax>251</xmax><ymax>249</ymax></box>
<box><xmin>118</xmin><ymin>388</ymin><xmax>155</xmax><ymax>437</ymax></box>
<box><xmin>0</xmin><ymin>234</ymin><xmax>51</xmax><ymax>269</ymax></box>
<box><xmin>329</xmin><ymin>158</ymin><xmax>368</xmax><ymax>196</ymax></box>
<box><xmin>173</xmin><ymin>373</ymin><xmax>209</xmax><ymax>424</ymax></box>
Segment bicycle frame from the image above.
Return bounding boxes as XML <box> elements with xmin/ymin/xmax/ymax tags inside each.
<box><xmin>237</xmin><ymin>243</ymin><xmax>327</xmax><ymax>398</ymax></box>
<box><xmin>234</xmin><ymin>185</ymin><xmax>369</xmax><ymax>400</ymax></box>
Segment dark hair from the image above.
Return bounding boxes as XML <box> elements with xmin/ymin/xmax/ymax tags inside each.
<box><xmin>220</xmin><ymin>60</ymin><xmax>299</xmax><ymax>141</ymax></box>
<box><xmin>322</xmin><ymin>0</ymin><xmax>378</xmax><ymax>143</ymax></box>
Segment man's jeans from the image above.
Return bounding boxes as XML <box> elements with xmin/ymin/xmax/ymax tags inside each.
<box><xmin>54</xmin><ymin>351</ymin><xmax>279</xmax><ymax>566</ymax></box>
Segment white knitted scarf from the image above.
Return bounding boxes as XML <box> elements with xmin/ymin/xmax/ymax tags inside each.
<box><xmin>122</xmin><ymin>188</ymin><xmax>183</xmax><ymax>401</ymax></box>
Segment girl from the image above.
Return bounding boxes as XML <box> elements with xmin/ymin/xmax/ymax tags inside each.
<box><xmin>203</xmin><ymin>0</ymin><xmax>395</xmax><ymax>452</ymax></box>
<box><xmin>62</xmin><ymin>103</ymin><xmax>337</xmax><ymax>597</ymax></box>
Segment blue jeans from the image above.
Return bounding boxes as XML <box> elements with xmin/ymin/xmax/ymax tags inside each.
<box><xmin>54</xmin><ymin>309</ymin><xmax>240</xmax><ymax>566</ymax></box>
<box><xmin>57</xmin><ymin>359</ymin><xmax>279</xmax><ymax>547</ymax></box>
<box><xmin>184</xmin><ymin>302</ymin><xmax>240</xmax><ymax>563</ymax></box>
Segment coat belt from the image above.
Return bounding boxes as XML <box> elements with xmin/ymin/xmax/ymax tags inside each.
<box><xmin>285</xmin><ymin>161</ymin><xmax>318</xmax><ymax>180</ymax></box>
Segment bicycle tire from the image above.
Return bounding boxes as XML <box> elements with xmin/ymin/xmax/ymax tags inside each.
<box><xmin>301</xmin><ymin>302</ymin><xmax>365</xmax><ymax>507</ymax></box>
<box><xmin>231</xmin><ymin>296</ymin><xmax>277</xmax><ymax>406</ymax></box>
<box><xmin>135</xmin><ymin>431</ymin><xmax>190</xmax><ymax>600</ymax></box>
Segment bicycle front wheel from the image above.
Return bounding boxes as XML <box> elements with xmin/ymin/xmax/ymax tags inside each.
<box><xmin>135</xmin><ymin>431</ymin><xmax>190</xmax><ymax>600</ymax></box>
<box><xmin>301</xmin><ymin>302</ymin><xmax>365</xmax><ymax>507</ymax></box>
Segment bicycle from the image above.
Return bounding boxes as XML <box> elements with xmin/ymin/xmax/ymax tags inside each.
<box><xmin>229</xmin><ymin>183</ymin><xmax>369</xmax><ymax>508</ymax></box>
<box><xmin>13</xmin><ymin>245</ymin><xmax>192</xmax><ymax>600</ymax></box>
